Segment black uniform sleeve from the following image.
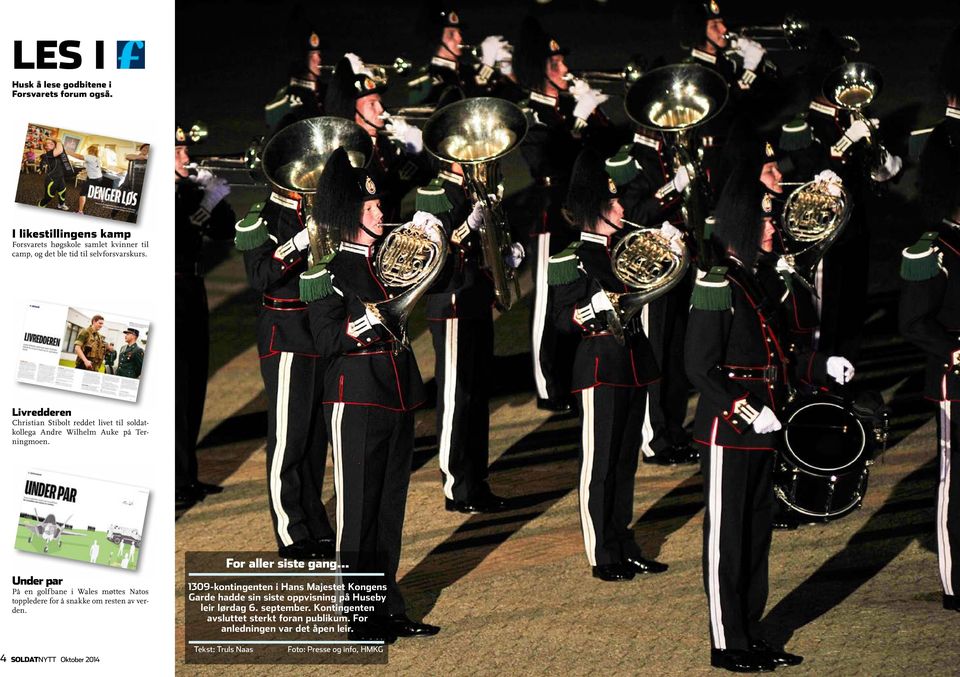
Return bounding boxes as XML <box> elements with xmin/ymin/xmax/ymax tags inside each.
<box><xmin>308</xmin><ymin>287</ymin><xmax>390</xmax><ymax>358</ymax></box>
<box><xmin>899</xmin><ymin>270</ymin><xmax>955</xmax><ymax>364</ymax></box>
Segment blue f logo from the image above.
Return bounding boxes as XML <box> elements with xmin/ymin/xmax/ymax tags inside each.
<box><xmin>116</xmin><ymin>41</ymin><xmax>145</xmax><ymax>69</ymax></box>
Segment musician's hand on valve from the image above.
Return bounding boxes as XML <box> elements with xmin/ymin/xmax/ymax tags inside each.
<box><xmin>503</xmin><ymin>242</ymin><xmax>525</xmax><ymax>269</ymax></box>
<box><xmin>480</xmin><ymin>35</ymin><xmax>509</xmax><ymax>68</ymax></box>
<box><xmin>827</xmin><ymin>356</ymin><xmax>855</xmax><ymax>384</ymax></box>
<box><xmin>199</xmin><ymin>177</ymin><xmax>231</xmax><ymax>212</ymax></box>
<box><xmin>752</xmin><ymin>406</ymin><xmax>782</xmax><ymax>434</ymax></box>
<box><xmin>870</xmin><ymin>152</ymin><xmax>902</xmax><ymax>182</ymax></box>
<box><xmin>192</xmin><ymin>168</ymin><xmax>215</xmax><ymax>186</ymax></box>
<box><xmin>672</xmin><ymin>165</ymin><xmax>691</xmax><ymax>192</ymax></box>
<box><xmin>735</xmin><ymin>36</ymin><xmax>766</xmax><ymax>71</ymax></box>
<box><xmin>385</xmin><ymin>118</ymin><xmax>423</xmax><ymax>153</ymax></box>
<box><xmin>572</xmin><ymin>85</ymin><xmax>608</xmax><ymax>121</ymax></box>
<box><xmin>845</xmin><ymin>118</ymin><xmax>871</xmax><ymax>144</ymax></box>
<box><xmin>364</xmin><ymin>306</ymin><xmax>383</xmax><ymax>327</ymax></box>
<box><xmin>293</xmin><ymin>228</ymin><xmax>311</xmax><ymax>252</ymax></box>
<box><xmin>466</xmin><ymin>201</ymin><xmax>485</xmax><ymax>230</ymax></box>
<box><xmin>590</xmin><ymin>290</ymin><xmax>615</xmax><ymax>314</ymax></box>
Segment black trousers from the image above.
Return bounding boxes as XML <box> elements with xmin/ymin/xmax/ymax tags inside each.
<box><xmin>815</xmin><ymin>228</ymin><xmax>869</xmax><ymax>363</ymax></box>
<box><xmin>938</xmin><ymin>399</ymin><xmax>959</xmax><ymax>599</ymax></box>
<box><xmin>39</xmin><ymin>175</ymin><xmax>67</xmax><ymax>207</ymax></box>
<box><xmin>639</xmin><ymin>272</ymin><xmax>693</xmax><ymax>456</ymax></box>
<box><xmin>175</xmin><ymin>275</ymin><xmax>208</xmax><ymax>489</ymax></box>
<box><xmin>326</xmin><ymin>402</ymin><xmax>414</xmax><ymax>616</ymax></box>
<box><xmin>701</xmin><ymin>422</ymin><xmax>774</xmax><ymax>651</ymax></box>
<box><xmin>530</xmin><ymin>232</ymin><xmax>577</xmax><ymax>402</ymax></box>
<box><xmin>430</xmin><ymin>315</ymin><xmax>493</xmax><ymax>502</ymax></box>
<box><xmin>577</xmin><ymin>385</ymin><xmax>647</xmax><ymax>566</ymax></box>
<box><xmin>260</xmin><ymin>352</ymin><xmax>332</xmax><ymax>548</ymax></box>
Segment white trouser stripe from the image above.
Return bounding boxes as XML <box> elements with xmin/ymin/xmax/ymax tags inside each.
<box><xmin>439</xmin><ymin>318</ymin><xmax>459</xmax><ymax>499</ymax></box>
<box><xmin>813</xmin><ymin>260</ymin><xmax>824</xmax><ymax>350</ymax></box>
<box><xmin>331</xmin><ymin>402</ymin><xmax>345</xmax><ymax>554</ymax></box>
<box><xmin>939</xmin><ymin>393</ymin><xmax>954</xmax><ymax>595</ymax></box>
<box><xmin>639</xmin><ymin>304</ymin><xmax>655</xmax><ymax>456</ymax></box>
<box><xmin>579</xmin><ymin>388</ymin><xmax>598</xmax><ymax>566</ymax></box>
<box><xmin>708</xmin><ymin>418</ymin><xmax>727</xmax><ymax>649</ymax></box>
<box><xmin>532</xmin><ymin>233</ymin><xmax>551</xmax><ymax>399</ymax></box>
<box><xmin>270</xmin><ymin>352</ymin><xmax>294</xmax><ymax>546</ymax></box>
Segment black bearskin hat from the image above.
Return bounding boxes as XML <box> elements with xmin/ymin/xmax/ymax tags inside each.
<box><xmin>324</xmin><ymin>57</ymin><xmax>386</xmax><ymax>121</ymax></box>
<box><xmin>513</xmin><ymin>16</ymin><xmax>568</xmax><ymax>90</ymax></box>
<box><xmin>415</xmin><ymin>1</ymin><xmax>465</xmax><ymax>43</ymax></box>
<box><xmin>313</xmin><ymin>147</ymin><xmax>380</xmax><ymax>242</ymax></box>
<box><xmin>673</xmin><ymin>0</ymin><xmax>721</xmax><ymax>50</ymax></box>
<box><xmin>711</xmin><ymin>159</ymin><xmax>766</xmax><ymax>267</ymax></box>
<box><xmin>564</xmin><ymin>148</ymin><xmax>618</xmax><ymax>231</ymax></box>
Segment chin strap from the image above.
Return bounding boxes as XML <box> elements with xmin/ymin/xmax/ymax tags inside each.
<box><xmin>600</xmin><ymin>215</ymin><xmax>624</xmax><ymax>232</ymax></box>
<box><xmin>360</xmin><ymin>222</ymin><xmax>384</xmax><ymax>241</ymax></box>
<box><xmin>356</xmin><ymin>107</ymin><xmax>385</xmax><ymax>132</ymax></box>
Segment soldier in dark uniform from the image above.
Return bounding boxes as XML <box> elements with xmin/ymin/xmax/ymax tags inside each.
<box><xmin>233</xmin><ymin>152</ymin><xmax>335</xmax><ymax>561</ymax></box>
<box><xmin>685</xmin><ymin>155</ymin><xmax>854</xmax><ymax>672</ymax></box>
<box><xmin>37</xmin><ymin>138</ymin><xmax>73</xmax><ymax>210</ymax></box>
<box><xmin>175</xmin><ymin>125</ymin><xmax>235</xmax><ymax>509</ymax></box>
<box><xmin>117</xmin><ymin>329</ymin><xmax>144</xmax><ymax>379</ymax></box>
<box><xmin>414</xmin><ymin>166</ymin><xmax>522</xmax><ymax>513</ymax></box>
<box><xmin>325</xmin><ymin>57</ymin><xmax>430</xmax><ymax>223</ymax></box>
<box><xmin>305</xmin><ymin>148</ymin><xmax>440</xmax><ymax>642</ymax></box>
<box><xmin>74</xmin><ymin>315</ymin><xmax>106</xmax><ymax>371</ymax></box>
<box><xmin>264</xmin><ymin>29</ymin><xmax>326</xmax><ymax>136</ymax></box>
<box><xmin>548</xmin><ymin>149</ymin><xmax>669</xmax><ymax>582</ymax></box>
<box><xmin>514</xmin><ymin>16</ymin><xmax>612</xmax><ymax>414</ymax></box>
<box><xmin>104</xmin><ymin>343</ymin><xmax>117</xmax><ymax>375</ymax></box>
<box><xmin>899</xmin><ymin>27</ymin><xmax>960</xmax><ymax>613</ymax></box>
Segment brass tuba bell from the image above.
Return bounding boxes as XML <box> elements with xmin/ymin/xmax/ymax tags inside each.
<box><xmin>260</xmin><ymin>117</ymin><xmax>373</xmax><ymax>265</ymax></box>
<box><xmin>422</xmin><ymin>97</ymin><xmax>528</xmax><ymax>311</ymax></box>
<box><xmin>822</xmin><ymin>62</ymin><xmax>892</xmax><ymax>180</ymax></box>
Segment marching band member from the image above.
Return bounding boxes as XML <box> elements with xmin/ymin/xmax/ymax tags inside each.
<box><xmin>306</xmin><ymin>147</ymin><xmax>440</xmax><ymax>642</ymax></box>
<box><xmin>415</xmin><ymin>167</ymin><xmax>521</xmax><ymax>514</ymax></box>
<box><xmin>685</xmin><ymin>150</ymin><xmax>855</xmax><ymax>671</ymax></box>
<box><xmin>264</xmin><ymin>28</ymin><xmax>326</xmax><ymax>136</ymax></box>
<box><xmin>899</xmin><ymin>26</ymin><xmax>960</xmax><ymax>613</ymax></box>
<box><xmin>548</xmin><ymin>149</ymin><xmax>669</xmax><ymax>582</ymax></box>
<box><xmin>175</xmin><ymin>125</ymin><xmax>235</xmax><ymax>509</ymax></box>
<box><xmin>325</xmin><ymin>56</ymin><xmax>430</xmax><ymax>222</ymax></box>
<box><xmin>233</xmin><ymin>159</ymin><xmax>335</xmax><ymax>560</ymax></box>
<box><xmin>514</xmin><ymin>16</ymin><xmax>611</xmax><ymax>414</ymax></box>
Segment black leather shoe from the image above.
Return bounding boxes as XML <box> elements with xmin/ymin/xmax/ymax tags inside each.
<box><xmin>772</xmin><ymin>510</ymin><xmax>800</xmax><ymax>530</ymax></box>
<box><xmin>536</xmin><ymin>397</ymin><xmax>574</xmax><ymax>415</ymax></box>
<box><xmin>445</xmin><ymin>492</ymin><xmax>508</xmax><ymax>514</ymax></box>
<box><xmin>278</xmin><ymin>539</ymin><xmax>328</xmax><ymax>561</ymax></box>
<box><xmin>175</xmin><ymin>485</ymin><xmax>205</xmax><ymax>510</ymax></box>
<box><xmin>750</xmin><ymin>639</ymin><xmax>803</xmax><ymax>666</ymax></box>
<box><xmin>591</xmin><ymin>563</ymin><xmax>635</xmax><ymax>581</ymax></box>
<box><xmin>195</xmin><ymin>481</ymin><xmax>224</xmax><ymax>495</ymax></box>
<box><xmin>387</xmin><ymin>613</ymin><xmax>440</xmax><ymax>637</ymax></box>
<box><xmin>348</xmin><ymin>621</ymin><xmax>397</xmax><ymax>644</ymax></box>
<box><xmin>945</xmin><ymin>594</ymin><xmax>960</xmax><ymax>611</ymax></box>
<box><xmin>710</xmin><ymin>648</ymin><xmax>775</xmax><ymax>672</ymax></box>
<box><xmin>642</xmin><ymin>451</ymin><xmax>679</xmax><ymax>466</ymax></box>
<box><xmin>313</xmin><ymin>537</ymin><xmax>335</xmax><ymax>559</ymax></box>
<box><xmin>623</xmin><ymin>555</ymin><xmax>669</xmax><ymax>574</ymax></box>
<box><xmin>672</xmin><ymin>443</ymin><xmax>700</xmax><ymax>465</ymax></box>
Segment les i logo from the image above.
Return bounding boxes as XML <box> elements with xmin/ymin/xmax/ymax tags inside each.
<box><xmin>116</xmin><ymin>41</ymin><xmax>145</xmax><ymax>69</ymax></box>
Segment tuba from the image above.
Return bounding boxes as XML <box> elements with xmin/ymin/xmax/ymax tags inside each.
<box><xmin>261</xmin><ymin>117</ymin><xmax>373</xmax><ymax>265</ymax></box>
<box><xmin>779</xmin><ymin>179</ymin><xmax>852</xmax><ymax>290</ymax></box>
<box><xmin>422</xmin><ymin>97</ymin><xmax>528</xmax><ymax>311</ymax></box>
<box><xmin>625</xmin><ymin>64</ymin><xmax>729</xmax><ymax>265</ymax></box>
<box><xmin>366</xmin><ymin>219</ymin><xmax>448</xmax><ymax>352</ymax></box>
<box><xmin>602</xmin><ymin>223</ymin><xmax>690</xmax><ymax>345</ymax></box>
<box><xmin>822</xmin><ymin>62</ymin><xmax>891</xmax><ymax>180</ymax></box>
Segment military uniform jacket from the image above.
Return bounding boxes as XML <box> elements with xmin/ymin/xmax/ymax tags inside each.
<box><xmin>175</xmin><ymin>175</ymin><xmax>236</xmax><ymax>274</ymax></box>
<box><xmin>308</xmin><ymin>243</ymin><xmax>426</xmax><ymax>411</ymax></box>
<box><xmin>117</xmin><ymin>343</ymin><xmax>144</xmax><ymax>379</ymax></box>
<box><xmin>264</xmin><ymin>73</ymin><xmax>326</xmax><ymax>134</ymax></box>
<box><xmin>234</xmin><ymin>192</ymin><xmax>318</xmax><ymax>356</ymax></box>
<box><xmin>368</xmin><ymin>134</ymin><xmax>430</xmax><ymax>221</ymax></box>
<box><xmin>618</xmin><ymin>130</ymin><xmax>685</xmax><ymax>226</ymax></box>
<box><xmin>548</xmin><ymin>232</ymin><xmax>660</xmax><ymax>391</ymax></box>
<box><xmin>899</xmin><ymin>225</ymin><xmax>960</xmax><ymax>402</ymax></box>
<box><xmin>104</xmin><ymin>349</ymin><xmax>117</xmax><ymax>368</ymax></box>
<box><xmin>75</xmin><ymin>328</ymin><xmax>106</xmax><ymax>365</ymax></box>
<box><xmin>686</xmin><ymin>257</ymin><xmax>829</xmax><ymax>450</ymax></box>
<box><xmin>422</xmin><ymin>173</ymin><xmax>495</xmax><ymax>320</ymax></box>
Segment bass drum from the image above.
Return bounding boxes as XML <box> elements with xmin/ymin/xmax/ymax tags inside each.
<box><xmin>774</xmin><ymin>392</ymin><xmax>875</xmax><ymax>521</ymax></box>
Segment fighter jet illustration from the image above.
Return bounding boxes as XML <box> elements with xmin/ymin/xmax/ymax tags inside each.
<box><xmin>19</xmin><ymin>510</ymin><xmax>85</xmax><ymax>552</ymax></box>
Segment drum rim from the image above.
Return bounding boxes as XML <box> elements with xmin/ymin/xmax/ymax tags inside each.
<box><xmin>783</xmin><ymin>401</ymin><xmax>866</xmax><ymax>474</ymax></box>
<box><xmin>773</xmin><ymin>483</ymin><xmax>865</xmax><ymax>519</ymax></box>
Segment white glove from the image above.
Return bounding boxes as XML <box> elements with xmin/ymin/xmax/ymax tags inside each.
<box><xmin>735</xmin><ymin>36</ymin><xmax>766</xmax><ymax>71</ymax></box>
<box><xmin>844</xmin><ymin>119</ymin><xmax>871</xmax><ymax>143</ymax></box>
<box><xmin>814</xmin><ymin>169</ymin><xmax>843</xmax><ymax>196</ymax></box>
<box><xmin>410</xmin><ymin>211</ymin><xmax>444</xmax><ymax>243</ymax></box>
<box><xmin>364</xmin><ymin>307</ymin><xmax>382</xmax><ymax>327</ymax></box>
<box><xmin>752</xmin><ymin>406</ymin><xmax>782</xmax><ymax>434</ymax></box>
<box><xmin>571</xmin><ymin>81</ymin><xmax>609</xmax><ymax>121</ymax></box>
<box><xmin>775</xmin><ymin>256</ymin><xmax>794</xmax><ymax>275</ymax></box>
<box><xmin>672</xmin><ymin>165</ymin><xmax>691</xmax><ymax>193</ymax></box>
<box><xmin>503</xmin><ymin>242</ymin><xmax>525</xmax><ymax>269</ymax></box>
<box><xmin>590</xmin><ymin>290</ymin><xmax>614</xmax><ymax>313</ymax></box>
<box><xmin>467</xmin><ymin>201</ymin><xmax>485</xmax><ymax>230</ymax></box>
<box><xmin>498</xmin><ymin>43</ymin><xmax>514</xmax><ymax>77</ymax></box>
<box><xmin>826</xmin><ymin>356</ymin><xmax>855</xmax><ymax>384</ymax></box>
<box><xmin>659</xmin><ymin>221</ymin><xmax>683</xmax><ymax>251</ymax></box>
<box><xmin>870</xmin><ymin>152</ymin><xmax>902</xmax><ymax>182</ymax></box>
<box><xmin>192</xmin><ymin>168</ymin><xmax>215</xmax><ymax>186</ymax></box>
<box><xmin>479</xmin><ymin>35</ymin><xmax>509</xmax><ymax>68</ymax></box>
<box><xmin>293</xmin><ymin>228</ymin><xmax>311</xmax><ymax>251</ymax></box>
<box><xmin>199</xmin><ymin>177</ymin><xmax>231</xmax><ymax>212</ymax></box>
<box><xmin>385</xmin><ymin>118</ymin><xmax>423</xmax><ymax>153</ymax></box>
<box><xmin>344</xmin><ymin>52</ymin><xmax>373</xmax><ymax>77</ymax></box>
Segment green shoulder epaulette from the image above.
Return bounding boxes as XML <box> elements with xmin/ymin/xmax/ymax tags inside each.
<box><xmin>298</xmin><ymin>252</ymin><xmax>338</xmax><ymax>302</ymax></box>
<box><xmin>234</xmin><ymin>202</ymin><xmax>268</xmax><ymax>251</ymax></box>
<box><xmin>406</xmin><ymin>68</ymin><xmax>433</xmax><ymax>105</ymax></box>
<box><xmin>691</xmin><ymin>266</ymin><xmax>732</xmax><ymax>310</ymax></box>
<box><xmin>547</xmin><ymin>241</ymin><xmax>583</xmax><ymax>285</ymax></box>
<box><xmin>900</xmin><ymin>231</ymin><xmax>941</xmax><ymax>281</ymax></box>
<box><xmin>605</xmin><ymin>144</ymin><xmax>640</xmax><ymax>187</ymax></box>
<box><xmin>415</xmin><ymin>179</ymin><xmax>452</xmax><ymax>215</ymax></box>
